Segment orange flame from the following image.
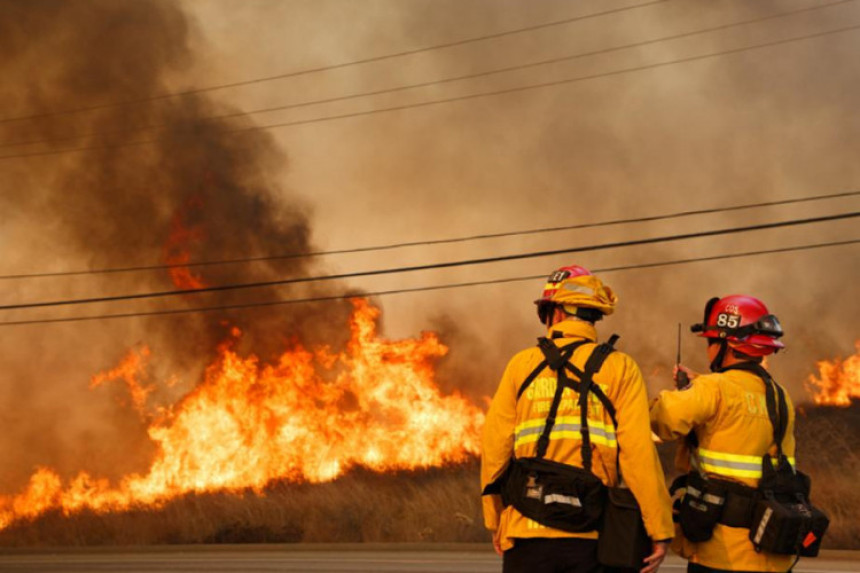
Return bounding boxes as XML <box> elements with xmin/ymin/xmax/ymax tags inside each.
<box><xmin>90</xmin><ymin>346</ymin><xmax>154</xmax><ymax>416</ymax></box>
<box><xmin>0</xmin><ymin>299</ymin><xmax>484</xmax><ymax>530</ymax></box>
<box><xmin>805</xmin><ymin>341</ymin><xmax>860</xmax><ymax>406</ymax></box>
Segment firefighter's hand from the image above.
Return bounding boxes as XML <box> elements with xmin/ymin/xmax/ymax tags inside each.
<box><xmin>641</xmin><ymin>540</ymin><xmax>669</xmax><ymax>573</ymax></box>
<box><xmin>673</xmin><ymin>364</ymin><xmax>698</xmax><ymax>388</ymax></box>
<box><xmin>492</xmin><ymin>535</ymin><xmax>503</xmax><ymax>556</ymax></box>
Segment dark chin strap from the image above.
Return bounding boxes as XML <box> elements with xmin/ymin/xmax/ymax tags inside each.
<box><xmin>709</xmin><ymin>339</ymin><xmax>729</xmax><ymax>372</ymax></box>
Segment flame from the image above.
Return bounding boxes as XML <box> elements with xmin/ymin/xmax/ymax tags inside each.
<box><xmin>90</xmin><ymin>346</ymin><xmax>154</xmax><ymax>416</ymax></box>
<box><xmin>162</xmin><ymin>196</ymin><xmax>206</xmax><ymax>290</ymax></box>
<box><xmin>805</xmin><ymin>341</ymin><xmax>860</xmax><ymax>406</ymax></box>
<box><xmin>0</xmin><ymin>299</ymin><xmax>484</xmax><ymax>530</ymax></box>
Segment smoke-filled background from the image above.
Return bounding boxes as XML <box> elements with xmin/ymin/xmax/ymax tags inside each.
<box><xmin>0</xmin><ymin>0</ymin><xmax>858</xmax><ymax>499</ymax></box>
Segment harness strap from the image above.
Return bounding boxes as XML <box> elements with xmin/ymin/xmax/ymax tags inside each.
<box><xmin>516</xmin><ymin>339</ymin><xmax>583</xmax><ymax>400</ymax></box>
<box><xmin>531</xmin><ymin>340</ymin><xmax>586</xmax><ymax>459</ymax></box>
<box><xmin>577</xmin><ymin>334</ymin><xmax>619</xmax><ymax>472</ymax></box>
<box><xmin>531</xmin><ymin>334</ymin><xmax>619</xmax><ymax>473</ymax></box>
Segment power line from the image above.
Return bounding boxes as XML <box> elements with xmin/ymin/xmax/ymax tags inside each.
<box><xmin>1</xmin><ymin>238</ymin><xmax>855</xmax><ymax>327</ymax></box>
<box><xmin>0</xmin><ymin>0</ymin><xmax>667</xmax><ymax>125</ymax></box>
<box><xmin>3</xmin><ymin>0</ymin><xmax>849</xmax><ymax>150</ymax></box>
<box><xmin>4</xmin><ymin>19</ymin><xmax>859</xmax><ymax>162</ymax></box>
<box><xmin>2</xmin><ymin>189</ymin><xmax>857</xmax><ymax>281</ymax></box>
<box><xmin>0</xmin><ymin>211</ymin><xmax>856</xmax><ymax>312</ymax></box>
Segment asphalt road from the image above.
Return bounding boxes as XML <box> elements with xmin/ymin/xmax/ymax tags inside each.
<box><xmin>0</xmin><ymin>545</ymin><xmax>857</xmax><ymax>572</ymax></box>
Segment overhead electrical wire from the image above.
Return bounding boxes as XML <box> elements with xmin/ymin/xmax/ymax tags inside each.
<box><xmin>1</xmin><ymin>238</ymin><xmax>855</xmax><ymax>327</ymax></box>
<box><xmin>0</xmin><ymin>211</ymin><xmax>856</xmax><ymax>312</ymax></box>
<box><xmin>1</xmin><ymin>189</ymin><xmax>857</xmax><ymax>281</ymax></box>
<box><xmin>3</xmin><ymin>17</ymin><xmax>858</xmax><ymax>161</ymax></box>
<box><xmin>0</xmin><ymin>0</ymin><xmax>667</xmax><ymax>125</ymax></box>
<box><xmin>2</xmin><ymin>0</ymin><xmax>851</xmax><ymax>150</ymax></box>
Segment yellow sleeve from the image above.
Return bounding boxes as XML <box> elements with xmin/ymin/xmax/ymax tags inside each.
<box><xmin>610</xmin><ymin>353</ymin><xmax>675</xmax><ymax>541</ymax></box>
<box><xmin>649</xmin><ymin>376</ymin><xmax>721</xmax><ymax>442</ymax></box>
<box><xmin>480</xmin><ymin>356</ymin><xmax>520</xmax><ymax>531</ymax></box>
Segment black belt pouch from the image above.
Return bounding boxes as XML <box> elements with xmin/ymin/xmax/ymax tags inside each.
<box><xmin>750</xmin><ymin>496</ymin><xmax>829</xmax><ymax>556</ymax></box>
<box><xmin>502</xmin><ymin>457</ymin><xmax>606</xmax><ymax>533</ymax></box>
<box><xmin>597</xmin><ymin>486</ymin><xmax>651</xmax><ymax>569</ymax></box>
<box><xmin>678</xmin><ymin>472</ymin><xmax>726</xmax><ymax>543</ymax></box>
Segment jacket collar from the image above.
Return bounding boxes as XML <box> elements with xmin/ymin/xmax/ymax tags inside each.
<box><xmin>547</xmin><ymin>319</ymin><xmax>597</xmax><ymax>342</ymax></box>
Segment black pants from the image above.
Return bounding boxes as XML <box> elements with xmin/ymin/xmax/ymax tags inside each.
<box><xmin>503</xmin><ymin>538</ymin><xmax>604</xmax><ymax>573</ymax></box>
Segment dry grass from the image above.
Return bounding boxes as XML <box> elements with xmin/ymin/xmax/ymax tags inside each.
<box><xmin>0</xmin><ymin>406</ymin><xmax>857</xmax><ymax>548</ymax></box>
<box><xmin>795</xmin><ymin>404</ymin><xmax>860</xmax><ymax>549</ymax></box>
<box><xmin>0</xmin><ymin>461</ymin><xmax>489</xmax><ymax>547</ymax></box>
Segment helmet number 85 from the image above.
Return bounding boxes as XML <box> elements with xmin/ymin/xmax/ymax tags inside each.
<box><xmin>716</xmin><ymin>313</ymin><xmax>740</xmax><ymax>328</ymax></box>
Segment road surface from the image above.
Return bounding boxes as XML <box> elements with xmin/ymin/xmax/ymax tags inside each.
<box><xmin>0</xmin><ymin>544</ymin><xmax>857</xmax><ymax>572</ymax></box>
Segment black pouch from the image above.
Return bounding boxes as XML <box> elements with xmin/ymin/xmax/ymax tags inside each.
<box><xmin>749</xmin><ymin>495</ymin><xmax>829</xmax><ymax>556</ymax></box>
<box><xmin>678</xmin><ymin>472</ymin><xmax>727</xmax><ymax>542</ymax></box>
<box><xmin>749</xmin><ymin>457</ymin><xmax>830</xmax><ymax>556</ymax></box>
<box><xmin>597</xmin><ymin>486</ymin><xmax>651</xmax><ymax>569</ymax></box>
<box><xmin>502</xmin><ymin>457</ymin><xmax>607</xmax><ymax>533</ymax></box>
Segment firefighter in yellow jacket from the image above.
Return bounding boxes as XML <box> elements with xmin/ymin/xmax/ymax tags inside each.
<box><xmin>650</xmin><ymin>295</ymin><xmax>797</xmax><ymax>572</ymax></box>
<box><xmin>482</xmin><ymin>265</ymin><xmax>674</xmax><ymax>573</ymax></box>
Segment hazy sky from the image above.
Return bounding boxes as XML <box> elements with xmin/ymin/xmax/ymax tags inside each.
<box><xmin>177</xmin><ymin>0</ymin><xmax>859</xmax><ymax>377</ymax></box>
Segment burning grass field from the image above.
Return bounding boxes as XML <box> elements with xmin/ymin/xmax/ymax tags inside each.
<box><xmin>0</xmin><ymin>299</ymin><xmax>856</xmax><ymax>548</ymax></box>
<box><xmin>0</xmin><ymin>405</ymin><xmax>858</xmax><ymax>548</ymax></box>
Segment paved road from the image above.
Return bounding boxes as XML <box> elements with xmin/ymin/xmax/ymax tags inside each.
<box><xmin>0</xmin><ymin>545</ymin><xmax>857</xmax><ymax>572</ymax></box>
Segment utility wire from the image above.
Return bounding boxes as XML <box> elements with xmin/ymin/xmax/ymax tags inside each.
<box><xmin>3</xmin><ymin>18</ymin><xmax>859</xmax><ymax>161</ymax></box>
<box><xmin>0</xmin><ymin>212</ymin><xmax>856</xmax><ymax>312</ymax></box>
<box><xmin>2</xmin><ymin>0</ymin><xmax>850</xmax><ymax>150</ymax></box>
<box><xmin>1</xmin><ymin>189</ymin><xmax>857</xmax><ymax>281</ymax></box>
<box><xmin>0</xmin><ymin>0</ymin><xmax>667</xmax><ymax>125</ymax></box>
<box><xmin>1</xmin><ymin>238</ymin><xmax>855</xmax><ymax>327</ymax></box>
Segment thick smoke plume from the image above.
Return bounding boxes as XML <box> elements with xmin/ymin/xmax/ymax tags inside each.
<box><xmin>0</xmin><ymin>0</ymin><xmax>353</xmax><ymax>493</ymax></box>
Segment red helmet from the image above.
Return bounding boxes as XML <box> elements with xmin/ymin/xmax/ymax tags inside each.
<box><xmin>691</xmin><ymin>295</ymin><xmax>784</xmax><ymax>356</ymax></box>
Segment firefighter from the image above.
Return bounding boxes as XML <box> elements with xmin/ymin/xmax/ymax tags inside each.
<box><xmin>481</xmin><ymin>265</ymin><xmax>674</xmax><ymax>573</ymax></box>
<box><xmin>650</xmin><ymin>295</ymin><xmax>796</xmax><ymax>572</ymax></box>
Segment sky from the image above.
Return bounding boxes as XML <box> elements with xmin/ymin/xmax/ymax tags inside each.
<box><xmin>0</xmin><ymin>0</ymin><xmax>858</xmax><ymax>492</ymax></box>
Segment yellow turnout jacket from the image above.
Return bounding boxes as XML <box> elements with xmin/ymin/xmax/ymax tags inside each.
<box><xmin>481</xmin><ymin>320</ymin><xmax>674</xmax><ymax>551</ymax></box>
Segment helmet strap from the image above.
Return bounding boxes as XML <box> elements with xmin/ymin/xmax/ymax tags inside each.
<box><xmin>709</xmin><ymin>339</ymin><xmax>729</xmax><ymax>373</ymax></box>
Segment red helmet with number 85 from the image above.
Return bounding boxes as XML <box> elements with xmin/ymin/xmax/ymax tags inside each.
<box><xmin>691</xmin><ymin>294</ymin><xmax>784</xmax><ymax>356</ymax></box>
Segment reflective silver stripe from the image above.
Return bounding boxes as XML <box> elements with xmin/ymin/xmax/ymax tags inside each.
<box><xmin>514</xmin><ymin>422</ymin><xmax>617</xmax><ymax>448</ymax></box>
<box><xmin>515</xmin><ymin>423</ymin><xmax>616</xmax><ymax>440</ymax></box>
<box><xmin>700</xmin><ymin>456</ymin><xmax>761</xmax><ymax>472</ymax></box>
<box><xmin>686</xmin><ymin>485</ymin><xmax>702</xmax><ymax>499</ymax></box>
<box><xmin>545</xmin><ymin>493</ymin><xmax>581</xmax><ymax>507</ymax></box>
<box><xmin>703</xmin><ymin>493</ymin><xmax>725</xmax><ymax>505</ymax></box>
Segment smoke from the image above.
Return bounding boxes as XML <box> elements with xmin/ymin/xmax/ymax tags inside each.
<box><xmin>0</xmin><ymin>0</ymin><xmax>353</xmax><ymax>491</ymax></box>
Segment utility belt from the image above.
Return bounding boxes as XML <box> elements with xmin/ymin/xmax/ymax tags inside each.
<box><xmin>674</xmin><ymin>465</ymin><xmax>828</xmax><ymax>557</ymax></box>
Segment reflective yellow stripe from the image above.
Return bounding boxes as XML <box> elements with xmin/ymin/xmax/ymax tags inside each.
<box><xmin>697</xmin><ymin>448</ymin><xmax>796</xmax><ymax>479</ymax></box>
<box><xmin>514</xmin><ymin>416</ymin><xmax>617</xmax><ymax>449</ymax></box>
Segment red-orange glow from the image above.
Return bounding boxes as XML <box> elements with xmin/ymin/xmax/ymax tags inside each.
<box><xmin>805</xmin><ymin>341</ymin><xmax>860</xmax><ymax>406</ymax></box>
<box><xmin>162</xmin><ymin>197</ymin><xmax>206</xmax><ymax>290</ymax></box>
<box><xmin>0</xmin><ymin>299</ymin><xmax>484</xmax><ymax>530</ymax></box>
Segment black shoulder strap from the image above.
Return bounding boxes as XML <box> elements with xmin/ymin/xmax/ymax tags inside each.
<box><xmin>516</xmin><ymin>338</ymin><xmax>584</xmax><ymax>400</ymax></box>
<box><xmin>530</xmin><ymin>339</ymin><xmax>587</xmax><ymax>458</ymax></box>
<box><xmin>530</xmin><ymin>335</ymin><xmax>619</xmax><ymax>471</ymax></box>
<box><xmin>576</xmin><ymin>334</ymin><xmax>619</xmax><ymax>472</ymax></box>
